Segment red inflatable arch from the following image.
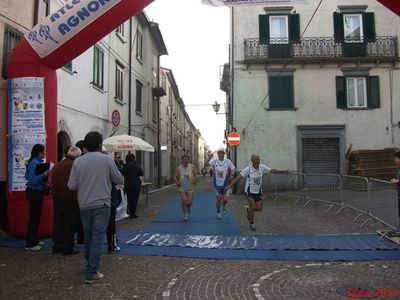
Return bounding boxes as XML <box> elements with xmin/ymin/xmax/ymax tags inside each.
<box><xmin>377</xmin><ymin>0</ymin><xmax>400</xmax><ymax>16</ymax></box>
<box><xmin>7</xmin><ymin>0</ymin><xmax>154</xmax><ymax>237</ymax></box>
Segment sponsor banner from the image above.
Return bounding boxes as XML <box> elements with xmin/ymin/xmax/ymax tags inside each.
<box><xmin>8</xmin><ymin>77</ymin><xmax>46</xmax><ymax>191</ymax></box>
<box><xmin>25</xmin><ymin>0</ymin><xmax>122</xmax><ymax>59</ymax></box>
<box><xmin>203</xmin><ymin>0</ymin><xmax>307</xmax><ymax>6</ymax></box>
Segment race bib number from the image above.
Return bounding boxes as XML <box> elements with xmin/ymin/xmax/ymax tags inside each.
<box><xmin>252</xmin><ymin>177</ymin><xmax>261</xmax><ymax>185</ymax></box>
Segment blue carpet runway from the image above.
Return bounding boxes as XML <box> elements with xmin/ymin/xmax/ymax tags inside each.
<box><xmin>118</xmin><ymin>192</ymin><xmax>400</xmax><ymax>260</ymax></box>
<box><xmin>1</xmin><ymin>192</ymin><xmax>400</xmax><ymax>260</ymax></box>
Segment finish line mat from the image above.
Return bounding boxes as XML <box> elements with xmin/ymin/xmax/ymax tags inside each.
<box><xmin>116</xmin><ymin>192</ymin><xmax>400</xmax><ymax>260</ymax></box>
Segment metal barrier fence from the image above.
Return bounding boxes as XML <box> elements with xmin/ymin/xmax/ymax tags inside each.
<box><xmin>368</xmin><ymin>178</ymin><xmax>399</xmax><ymax>230</ymax></box>
<box><xmin>237</xmin><ymin>172</ymin><xmax>399</xmax><ymax>231</ymax></box>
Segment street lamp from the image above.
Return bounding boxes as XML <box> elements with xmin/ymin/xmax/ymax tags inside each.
<box><xmin>212</xmin><ymin>101</ymin><xmax>226</xmax><ymax>115</ymax></box>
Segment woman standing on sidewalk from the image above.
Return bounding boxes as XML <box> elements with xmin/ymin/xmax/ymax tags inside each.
<box><xmin>25</xmin><ymin>143</ymin><xmax>50</xmax><ymax>251</ymax></box>
<box><xmin>174</xmin><ymin>154</ymin><xmax>197</xmax><ymax>222</ymax></box>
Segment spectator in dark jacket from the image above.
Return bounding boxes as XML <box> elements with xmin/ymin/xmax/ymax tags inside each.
<box><xmin>107</xmin><ymin>156</ymin><xmax>123</xmax><ymax>253</ymax></box>
<box><xmin>123</xmin><ymin>153</ymin><xmax>143</xmax><ymax>218</ymax></box>
<box><xmin>51</xmin><ymin>146</ymin><xmax>81</xmax><ymax>255</ymax></box>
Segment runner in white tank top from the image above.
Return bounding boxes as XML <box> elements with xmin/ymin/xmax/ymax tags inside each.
<box><xmin>174</xmin><ymin>154</ymin><xmax>197</xmax><ymax>222</ymax></box>
<box><xmin>205</xmin><ymin>148</ymin><xmax>235</xmax><ymax>220</ymax></box>
<box><xmin>225</xmin><ymin>154</ymin><xmax>288</xmax><ymax>231</ymax></box>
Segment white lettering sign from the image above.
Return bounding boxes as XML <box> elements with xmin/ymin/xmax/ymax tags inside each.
<box><xmin>25</xmin><ymin>0</ymin><xmax>122</xmax><ymax>58</ymax></box>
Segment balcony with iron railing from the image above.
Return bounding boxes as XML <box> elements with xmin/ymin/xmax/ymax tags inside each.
<box><xmin>244</xmin><ymin>36</ymin><xmax>398</xmax><ymax>64</ymax></box>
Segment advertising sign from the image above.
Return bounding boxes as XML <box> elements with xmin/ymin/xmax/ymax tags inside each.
<box><xmin>8</xmin><ymin>77</ymin><xmax>46</xmax><ymax>191</ymax></box>
<box><xmin>25</xmin><ymin>0</ymin><xmax>122</xmax><ymax>58</ymax></box>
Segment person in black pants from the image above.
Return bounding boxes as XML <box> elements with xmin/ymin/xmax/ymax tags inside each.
<box><xmin>390</xmin><ymin>150</ymin><xmax>400</xmax><ymax>217</ymax></box>
<box><xmin>74</xmin><ymin>140</ymin><xmax>86</xmax><ymax>245</ymax></box>
<box><xmin>25</xmin><ymin>144</ymin><xmax>49</xmax><ymax>251</ymax></box>
<box><xmin>123</xmin><ymin>153</ymin><xmax>143</xmax><ymax>218</ymax></box>
<box><xmin>51</xmin><ymin>146</ymin><xmax>82</xmax><ymax>255</ymax></box>
<box><xmin>107</xmin><ymin>156</ymin><xmax>123</xmax><ymax>253</ymax></box>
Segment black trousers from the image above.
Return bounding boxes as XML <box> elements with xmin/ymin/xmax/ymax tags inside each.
<box><xmin>53</xmin><ymin>197</ymin><xmax>79</xmax><ymax>253</ymax></box>
<box><xmin>126</xmin><ymin>190</ymin><xmax>140</xmax><ymax>216</ymax></box>
<box><xmin>107</xmin><ymin>205</ymin><xmax>117</xmax><ymax>252</ymax></box>
<box><xmin>25</xmin><ymin>188</ymin><xmax>44</xmax><ymax>248</ymax></box>
<box><xmin>76</xmin><ymin>212</ymin><xmax>84</xmax><ymax>244</ymax></box>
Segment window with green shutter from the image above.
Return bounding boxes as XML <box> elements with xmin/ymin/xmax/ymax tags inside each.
<box><xmin>269</xmin><ymin>75</ymin><xmax>294</xmax><ymax>110</ymax></box>
<box><xmin>336</xmin><ymin>75</ymin><xmax>380</xmax><ymax>109</ymax></box>
<box><xmin>258</xmin><ymin>13</ymin><xmax>300</xmax><ymax>57</ymax></box>
<box><xmin>332</xmin><ymin>11</ymin><xmax>375</xmax><ymax>57</ymax></box>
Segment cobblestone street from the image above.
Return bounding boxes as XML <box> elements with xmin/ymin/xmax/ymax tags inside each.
<box><xmin>1</xmin><ymin>177</ymin><xmax>399</xmax><ymax>299</ymax></box>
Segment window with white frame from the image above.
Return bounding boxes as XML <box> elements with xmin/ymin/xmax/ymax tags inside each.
<box><xmin>269</xmin><ymin>15</ymin><xmax>289</xmax><ymax>44</ymax></box>
<box><xmin>336</xmin><ymin>75</ymin><xmax>380</xmax><ymax>110</ymax></box>
<box><xmin>343</xmin><ymin>14</ymin><xmax>363</xmax><ymax>43</ymax></box>
<box><xmin>116</xmin><ymin>24</ymin><xmax>125</xmax><ymax>36</ymax></box>
<box><xmin>136</xmin><ymin>80</ymin><xmax>142</xmax><ymax>113</ymax></box>
<box><xmin>115</xmin><ymin>62</ymin><xmax>124</xmax><ymax>102</ymax></box>
<box><xmin>2</xmin><ymin>26</ymin><xmax>22</xmax><ymax>78</ymax></box>
<box><xmin>136</xmin><ymin>30</ymin><xmax>143</xmax><ymax>61</ymax></box>
<box><xmin>92</xmin><ymin>45</ymin><xmax>104</xmax><ymax>89</ymax></box>
<box><xmin>346</xmin><ymin>77</ymin><xmax>367</xmax><ymax>108</ymax></box>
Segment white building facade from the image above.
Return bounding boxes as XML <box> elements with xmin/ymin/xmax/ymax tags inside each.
<box><xmin>227</xmin><ymin>0</ymin><xmax>400</xmax><ymax>173</ymax></box>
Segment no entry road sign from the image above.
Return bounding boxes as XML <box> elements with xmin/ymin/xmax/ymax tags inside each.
<box><xmin>227</xmin><ymin>132</ymin><xmax>241</xmax><ymax>146</ymax></box>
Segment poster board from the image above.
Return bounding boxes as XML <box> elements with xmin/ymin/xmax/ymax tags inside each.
<box><xmin>8</xmin><ymin>77</ymin><xmax>46</xmax><ymax>191</ymax></box>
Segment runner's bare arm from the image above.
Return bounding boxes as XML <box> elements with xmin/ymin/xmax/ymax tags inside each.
<box><xmin>224</xmin><ymin>174</ymin><xmax>243</xmax><ymax>192</ymax></box>
<box><xmin>173</xmin><ymin>168</ymin><xmax>181</xmax><ymax>187</ymax></box>
<box><xmin>270</xmin><ymin>169</ymin><xmax>289</xmax><ymax>174</ymax></box>
<box><xmin>204</xmin><ymin>152</ymin><xmax>213</xmax><ymax>167</ymax></box>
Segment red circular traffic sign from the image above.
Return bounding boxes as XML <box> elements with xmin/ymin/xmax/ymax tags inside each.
<box><xmin>227</xmin><ymin>132</ymin><xmax>241</xmax><ymax>146</ymax></box>
<box><xmin>111</xmin><ymin>109</ymin><xmax>120</xmax><ymax>126</ymax></box>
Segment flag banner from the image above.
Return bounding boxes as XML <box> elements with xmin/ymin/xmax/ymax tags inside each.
<box><xmin>202</xmin><ymin>0</ymin><xmax>308</xmax><ymax>6</ymax></box>
<box><xmin>8</xmin><ymin>77</ymin><xmax>46</xmax><ymax>191</ymax></box>
<box><xmin>25</xmin><ymin>0</ymin><xmax>122</xmax><ymax>59</ymax></box>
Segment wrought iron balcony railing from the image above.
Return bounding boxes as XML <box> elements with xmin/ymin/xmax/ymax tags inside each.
<box><xmin>244</xmin><ymin>36</ymin><xmax>398</xmax><ymax>62</ymax></box>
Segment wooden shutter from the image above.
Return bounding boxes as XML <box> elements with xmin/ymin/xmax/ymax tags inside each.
<box><xmin>259</xmin><ymin>15</ymin><xmax>269</xmax><ymax>44</ymax></box>
<box><xmin>290</xmin><ymin>14</ymin><xmax>300</xmax><ymax>43</ymax></box>
<box><xmin>364</xmin><ymin>12</ymin><xmax>376</xmax><ymax>42</ymax></box>
<box><xmin>336</xmin><ymin>76</ymin><xmax>347</xmax><ymax>109</ymax></box>
<box><xmin>269</xmin><ymin>75</ymin><xmax>294</xmax><ymax>109</ymax></box>
<box><xmin>367</xmin><ymin>76</ymin><xmax>380</xmax><ymax>108</ymax></box>
<box><xmin>333</xmin><ymin>12</ymin><xmax>344</xmax><ymax>43</ymax></box>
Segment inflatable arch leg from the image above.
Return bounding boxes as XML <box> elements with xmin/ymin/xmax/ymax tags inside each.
<box><xmin>7</xmin><ymin>0</ymin><xmax>154</xmax><ymax>237</ymax></box>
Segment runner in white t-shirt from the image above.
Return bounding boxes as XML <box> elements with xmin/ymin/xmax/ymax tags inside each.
<box><xmin>174</xmin><ymin>154</ymin><xmax>197</xmax><ymax>222</ymax></box>
<box><xmin>205</xmin><ymin>149</ymin><xmax>235</xmax><ymax>219</ymax></box>
<box><xmin>225</xmin><ymin>154</ymin><xmax>288</xmax><ymax>231</ymax></box>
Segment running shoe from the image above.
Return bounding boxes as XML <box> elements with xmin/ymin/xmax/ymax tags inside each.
<box><xmin>85</xmin><ymin>272</ymin><xmax>104</xmax><ymax>284</ymax></box>
<box><xmin>216</xmin><ymin>212</ymin><xmax>222</xmax><ymax>219</ymax></box>
<box><xmin>25</xmin><ymin>245</ymin><xmax>41</xmax><ymax>251</ymax></box>
<box><xmin>183</xmin><ymin>213</ymin><xmax>189</xmax><ymax>222</ymax></box>
<box><xmin>250</xmin><ymin>223</ymin><xmax>256</xmax><ymax>231</ymax></box>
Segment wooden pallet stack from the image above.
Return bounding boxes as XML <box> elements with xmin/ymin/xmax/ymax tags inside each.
<box><xmin>348</xmin><ymin>148</ymin><xmax>398</xmax><ymax>181</ymax></box>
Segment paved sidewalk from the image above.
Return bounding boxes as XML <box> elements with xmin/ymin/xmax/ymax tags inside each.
<box><xmin>1</xmin><ymin>177</ymin><xmax>399</xmax><ymax>299</ymax></box>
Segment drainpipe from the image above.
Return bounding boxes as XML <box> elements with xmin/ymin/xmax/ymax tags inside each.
<box><xmin>128</xmin><ymin>18</ymin><xmax>132</xmax><ymax>135</ymax></box>
<box><xmin>157</xmin><ymin>55</ymin><xmax>162</xmax><ymax>188</ymax></box>
<box><xmin>230</xmin><ymin>7</ymin><xmax>237</xmax><ymax>169</ymax></box>
<box><xmin>33</xmin><ymin>0</ymin><xmax>39</xmax><ymax>26</ymax></box>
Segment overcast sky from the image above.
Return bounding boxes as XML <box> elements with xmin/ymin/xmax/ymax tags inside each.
<box><xmin>145</xmin><ymin>0</ymin><xmax>230</xmax><ymax>151</ymax></box>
